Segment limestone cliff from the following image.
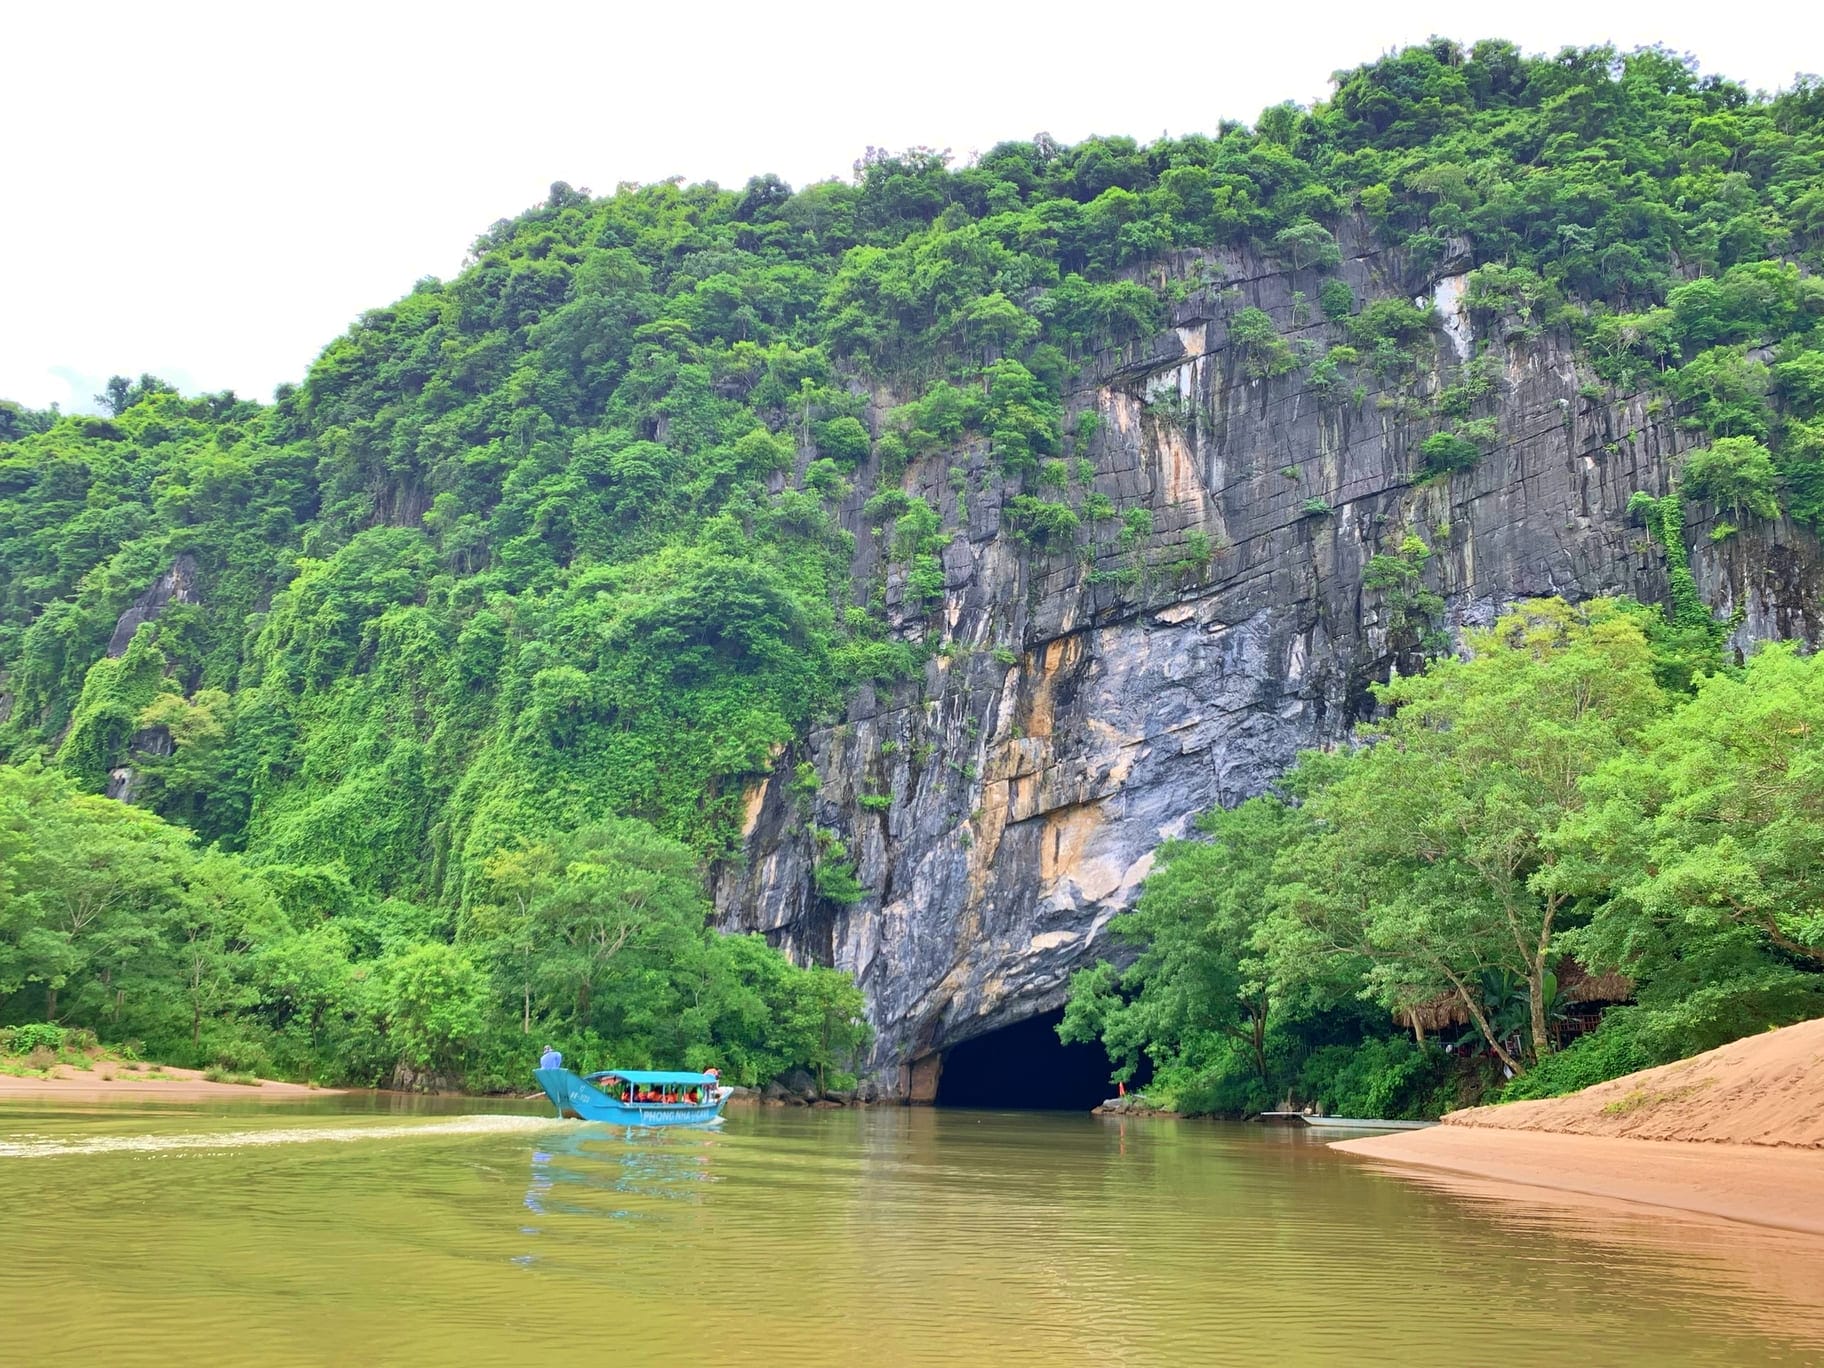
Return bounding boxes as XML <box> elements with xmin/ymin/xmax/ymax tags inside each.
<box><xmin>712</xmin><ymin>232</ymin><xmax>1824</xmax><ymax>1098</ymax></box>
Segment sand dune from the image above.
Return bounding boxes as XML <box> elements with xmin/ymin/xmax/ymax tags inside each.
<box><xmin>1333</xmin><ymin>1017</ymin><xmax>1824</xmax><ymax>1235</ymax></box>
<box><xmin>1443</xmin><ymin>1016</ymin><xmax>1824</xmax><ymax>1148</ymax></box>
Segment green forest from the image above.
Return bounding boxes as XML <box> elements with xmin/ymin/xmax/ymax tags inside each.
<box><xmin>3</xmin><ymin>38</ymin><xmax>1823</xmax><ymax>1100</ymax></box>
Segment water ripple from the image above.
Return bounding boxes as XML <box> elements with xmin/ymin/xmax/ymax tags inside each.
<box><xmin>0</xmin><ymin>1112</ymin><xmax>561</xmax><ymax>1158</ymax></box>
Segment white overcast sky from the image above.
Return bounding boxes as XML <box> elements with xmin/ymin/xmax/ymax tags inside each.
<box><xmin>3</xmin><ymin>0</ymin><xmax>1819</xmax><ymax>414</ymax></box>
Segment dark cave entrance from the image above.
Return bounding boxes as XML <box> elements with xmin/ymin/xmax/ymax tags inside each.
<box><xmin>933</xmin><ymin>1007</ymin><xmax>1135</xmax><ymax>1111</ymax></box>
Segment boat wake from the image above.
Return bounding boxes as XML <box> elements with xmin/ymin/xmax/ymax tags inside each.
<box><xmin>0</xmin><ymin>1113</ymin><xmax>563</xmax><ymax>1159</ymax></box>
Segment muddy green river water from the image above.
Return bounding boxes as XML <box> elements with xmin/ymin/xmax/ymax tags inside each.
<box><xmin>2</xmin><ymin>1096</ymin><xmax>1820</xmax><ymax>1367</ymax></box>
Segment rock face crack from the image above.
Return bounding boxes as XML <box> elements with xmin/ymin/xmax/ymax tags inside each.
<box><xmin>712</xmin><ymin>240</ymin><xmax>1824</xmax><ymax>1099</ymax></box>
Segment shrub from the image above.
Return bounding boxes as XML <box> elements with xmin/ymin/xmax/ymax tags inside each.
<box><xmin>1306</xmin><ymin>353</ymin><xmax>1348</xmax><ymax>401</ymax></box>
<box><xmin>1319</xmin><ymin>279</ymin><xmax>1355</xmax><ymax>320</ymax></box>
<box><xmin>1004</xmin><ymin>496</ymin><xmax>1081</xmax><ymax>549</ymax></box>
<box><xmin>802</xmin><ymin>458</ymin><xmax>849</xmax><ymax>499</ymax></box>
<box><xmin>1119</xmin><ymin>507</ymin><xmax>1153</xmax><ymax>549</ymax></box>
<box><xmin>1229</xmin><ymin>307</ymin><xmax>1297</xmax><ymax>378</ymax></box>
<box><xmin>905</xmin><ymin>553</ymin><xmax>946</xmax><ymax>607</ymax></box>
<box><xmin>1350</xmin><ymin>297</ymin><xmax>1434</xmax><ymax>348</ymax></box>
<box><xmin>7</xmin><ymin>1023</ymin><xmax>65</xmax><ymax>1055</ymax></box>
<box><xmin>1301</xmin><ymin>497</ymin><xmax>1333</xmax><ymax>517</ymax></box>
<box><xmin>1457</xmin><ymin>416</ymin><xmax>1498</xmax><ymax>448</ymax></box>
<box><xmin>812</xmin><ymin>416</ymin><xmax>872</xmax><ymax>466</ymax></box>
<box><xmin>813</xmin><ymin>858</ymin><xmax>865</xmax><ymax>904</ymax></box>
<box><xmin>1773</xmin><ymin>351</ymin><xmax>1824</xmax><ymax>419</ymax></box>
<box><xmin>202</xmin><ymin>1066</ymin><xmax>263</xmax><ymax>1086</ymax></box>
<box><xmin>1418</xmin><ymin>431</ymin><xmax>1481</xmax><ymax>478</ymax></box>
<box><xmin>1499</xmin><ymin>1010</ymin><xmax>1654</xmax><ymax>1101</ymax></box>
<box><xmin>1464</xmin><ymin>263</ymin><xmax>1549</xmax><ymax>322</ymax></box>
<box><xmin>1164</xmin><ymin>530</ymin><xmax>1219</xmax><ymax>574</ymax></box>
<box><xmin>982</xmin><ymin>360</ymin><xmax>1062</xmax><ymax>475</ymax></box>
<box><xmin>862</xmin><ymin>487</ymin><xmax>914</xmax><ymax>523</ymax></box>
<box><xmin>1297</xmin><ymin>1037</ymin><xmax>1447</xmax><ymax>1120</ymax></box>
<box><xmin>875</xmin><ymin>432</ymin><xmax>909</xmax><ymax>478</ymax></box>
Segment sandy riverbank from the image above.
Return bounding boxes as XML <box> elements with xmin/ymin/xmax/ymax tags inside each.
<box><xmin>0</xmin><ymin>1064</ymin><xmax>336</xmax><ymax>1103</ymax></box>
<box><xmin>1334</xmin><ymin>1016</ymin><xmax>1824</xmax><ymax>1235</ymax></box>
<box><xmin>1335</xmin><ymin>1127</ymin><xmax>1824</xmax><ymax>1234</ymax></box>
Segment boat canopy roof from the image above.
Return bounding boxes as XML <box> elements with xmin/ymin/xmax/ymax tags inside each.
<box><xmin>585</xmin><ymin>1069</ymin><xmax>717</xmax><ymax>1086</ymax></box>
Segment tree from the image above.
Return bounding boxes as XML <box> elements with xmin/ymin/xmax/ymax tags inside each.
<box><xmin>0</xmin><ymin>763</ymin><xmax>186</xmax><ymax>1024</ymax></box>
<box><xmin>164</xmin><ymin>852</ymin><xmax>278</xmax><ymax>1055</ymax></box>
<box><xmin>1557</xmin><ymin>644</ymin><xmax>1824</xmax><ymax>975</ymax></box>
<box><xmin>474</xmin><ymin>816</ymin><xmax>706</xmax><ymax>1031</ymax></box>
<box><xmin>1061</xmin><ymin>798</ymin><xmax>1304</xmax><ymax>1088</ymax></box>
<box><xmin>1679</xmin><ymin>436</ymin><xmax>1779</xmax><ymax>519</ymax></box>
<box><xmin>93</xmin><ymin>374</ymin><xmax>175</xmax><ymax>417</ymax></box>
<box><xmin>1276</xmin><ymin>600</ymin><xmax>1663</xmax><ymax>1072</ymax></box>
<box><xmin>377</xmin><ymin>941</ymin><xmax>487</xmax><ymax>1076</ymax></box>
<box><xmin>1672</xmin><ymin>347</ymin><xmax>1771</xmax><ymax>438</ymax></box>
<box><xmin>1273</xmin><ymin>219</ymin><xmax>1342</xmax><ymax>273</ymax></box>
<box><xmin>95</xmin><ymin>376</ymin><xmax>133</xmax><ymax>417</ymax></box>
<box><xmin>780</xmin><ymin>964</ymin><xmax>872</xmax><ymax>1096</ymax></box>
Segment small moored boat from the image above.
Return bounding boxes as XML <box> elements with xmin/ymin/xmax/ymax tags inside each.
<box><xmin>533</xmin><ymin>1067</ymin><xmax>730</xmax><ymax>1126</ymax></box>
<box><xmin>1253</xmin><ymin>1111</ymin><xmax>1434</xmax><ymax>1130</ymax></box>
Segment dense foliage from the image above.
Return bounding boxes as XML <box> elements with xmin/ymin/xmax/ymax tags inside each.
<box><xmin>3</xmin><ymin>38</ymin><xmax>1822</xmax><ymax>1088</ymax></box>
<box><xmin>0</xmin><ymin>762</ymin><xmax>867</xmax><ymax>1087</ymax></box>
<box><xmin>1063</xmin><ymin>600</ymin><xmax>1824</xmax><ymax>1117</ymax></box>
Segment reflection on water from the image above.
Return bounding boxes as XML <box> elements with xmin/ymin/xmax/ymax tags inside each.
<box><xmin>522</xmin><ymin>1124</ymin><xmax>720</xmax><ymax>1225</ymax></box>
<box><xmin>1</xmin><ymin>1098</ymin><xmax>1819</xmax><ymax>1368</ymax></box>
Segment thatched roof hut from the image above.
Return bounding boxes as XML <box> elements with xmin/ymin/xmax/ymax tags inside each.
<box><xmin>1392</xmin><ymin>959</ymin><xmax>1634</xmax><ymax>1037</ymax></box>
<box><xmin>1558</xmin><ymin>960</ymin><xmax>1635</xmax><ymax>1005</ymax></box>
<box><xmin>1394</xmin><ymin>996</ymin><xmax>1471</xmax><ymax>1033</ymax></box>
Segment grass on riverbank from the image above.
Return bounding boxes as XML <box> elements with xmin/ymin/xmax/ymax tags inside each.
<box><xmin>201</xmin><ymin>1066</ymin><xmax>263</xmax><ymax>1087</ymax></box>
<box><xmin>1</xmin><ymin>1024</ymin><xmax>188</xmax><ymax>1083</ymax></box>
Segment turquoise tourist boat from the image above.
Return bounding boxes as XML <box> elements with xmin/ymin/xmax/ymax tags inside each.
<box><xmin>533</xmin><ymin>1067</ymin><xmax>729</xmax><ymax>1126</ymax></box>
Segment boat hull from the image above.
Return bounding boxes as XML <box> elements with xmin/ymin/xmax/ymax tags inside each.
<box><xmin>1253</xmin><ymin>1111</ymin><xmax>1434</xmax><ymax>1130</ymax></box>
<box><xmin>533</xmin><ymin>1068</ymin><xmax>729</xmax><ymax>1126</ymax></box>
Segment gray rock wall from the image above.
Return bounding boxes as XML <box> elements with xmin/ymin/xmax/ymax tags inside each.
<box><xmin>713</xmin><ymin>240</ymin><xmax>1823</xmax><ymax>1098</ymax></box>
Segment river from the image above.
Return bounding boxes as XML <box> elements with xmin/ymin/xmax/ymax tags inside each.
<box><xmin>2</xmin><ymin>1095</ymin><xmax>1819</xmax><ymax>1366</ymax></box>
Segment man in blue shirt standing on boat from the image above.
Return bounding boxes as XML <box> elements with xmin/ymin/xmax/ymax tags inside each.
<box><xmin>538</xmin><ymin>1044</ymin><xmax>562</xmax><ymax>1071</ymax></box>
